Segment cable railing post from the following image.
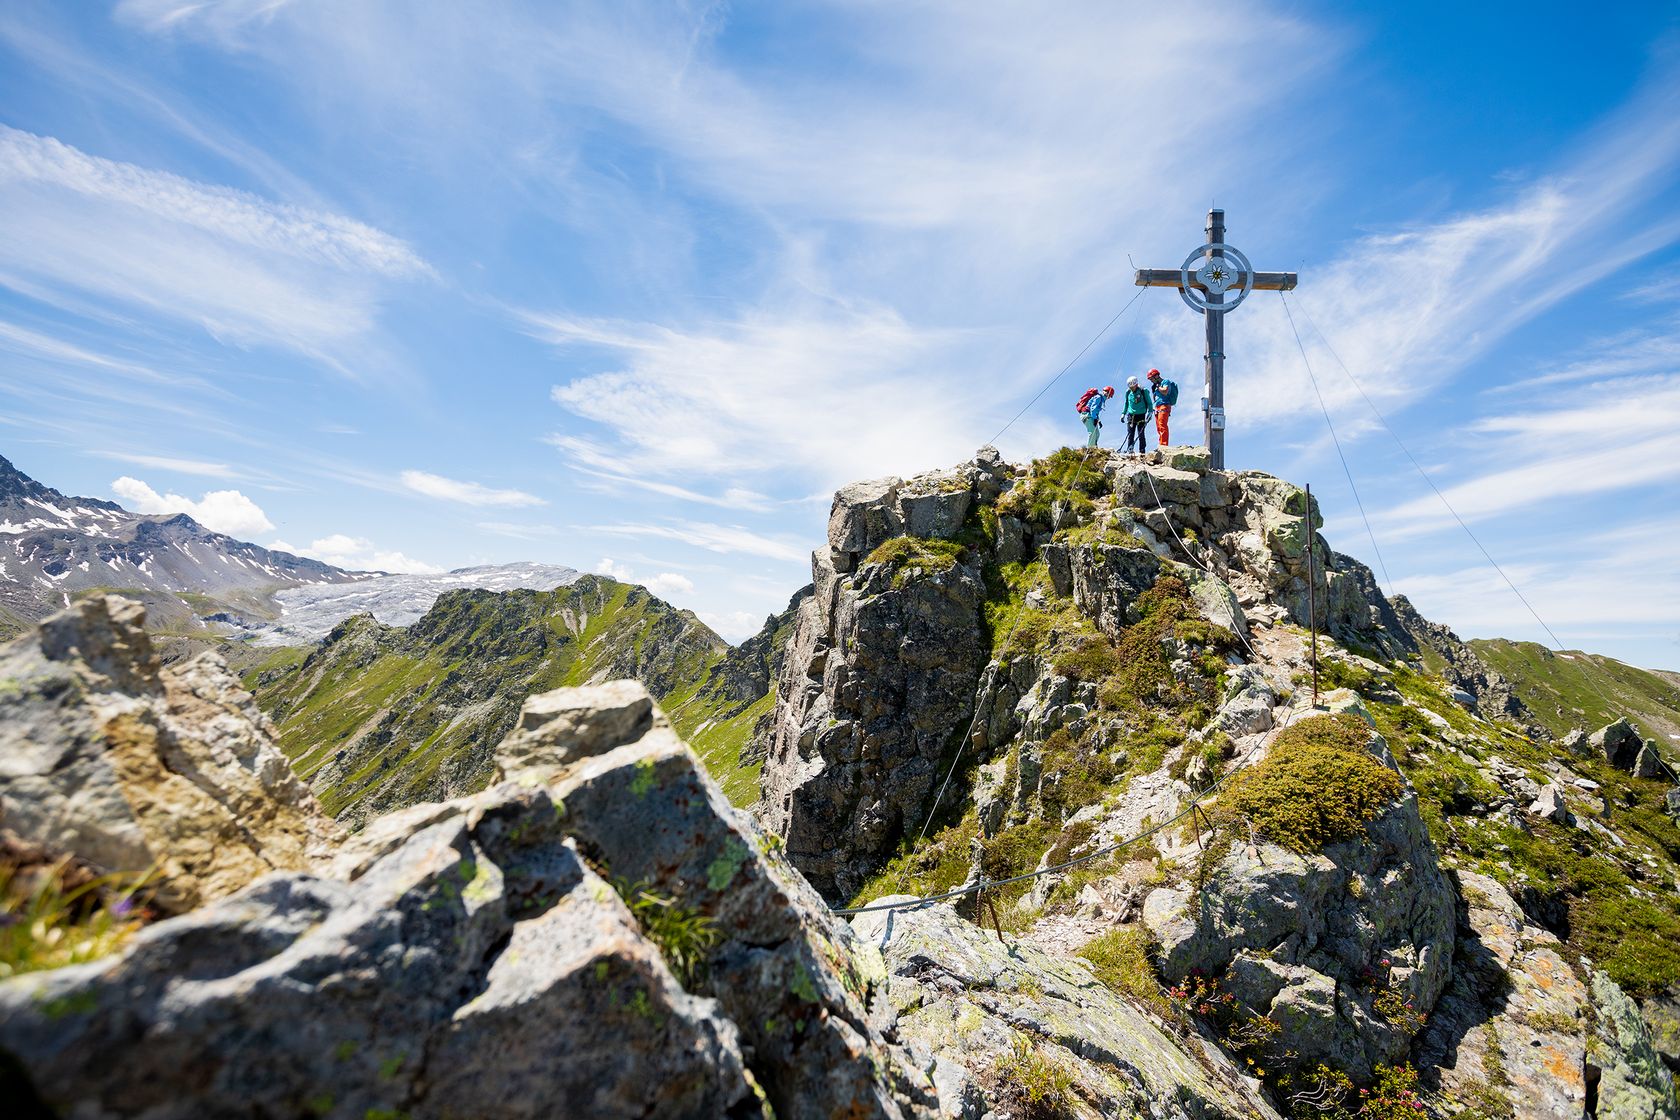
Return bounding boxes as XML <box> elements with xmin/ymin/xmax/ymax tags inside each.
<box><xmin>1307</xmin><ymin>481</ymin><xmax>1319</xmax><ymax>708</ymax></box>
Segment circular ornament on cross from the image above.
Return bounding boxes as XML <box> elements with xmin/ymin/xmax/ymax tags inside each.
<box><xmin>1178</xmin><ymin>243</ymin><xmax>1254</xmax><ymax>313</ymax></box>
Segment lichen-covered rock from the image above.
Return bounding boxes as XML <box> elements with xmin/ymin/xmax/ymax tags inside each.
<box><xmin>0</xmin><ymin>595</ymin><xmax>336</xmax><ymax>913</ymax></box>
<box><xmin>1591</xmin><ymin>971</ymin><xmax>1680</xmax><ymax>1120</ymax></box>
<box><xmin>1416</xmin><ymin>871</ymin><xmax>1589</xmax><ymax>1118</ymax></box>
<box><xmin>0</xmin><ymin>680</ymin><xmax>936</xmax><ymax>1120</ymax></box>
<box><xmin>854</xmin><ymin>901</ymin><xmax>1279</xmax><ymax>1119</ymax></box>
<box><xmin>1142</xmin><ymin>706</ymin><xmax>1454</xmax><ymax>1082</ymax></box>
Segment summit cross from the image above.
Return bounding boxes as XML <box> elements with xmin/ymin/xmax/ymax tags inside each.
<box><xmin>1133</xmin><ymin>209</ymin><xmax>1298</xmax><ymax>470</ymax></box>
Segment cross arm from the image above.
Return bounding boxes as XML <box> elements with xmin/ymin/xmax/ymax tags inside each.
<box><xmin>1134</xmin><ymin>268</ymin><xmax>1298</xmax><ymax>291</ymax></box>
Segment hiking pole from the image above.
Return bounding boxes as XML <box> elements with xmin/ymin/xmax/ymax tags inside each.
<box><xmin>1306</xmin><ymin>482</ymin><xmax>1319</xmax><ymax>708</ymax></box>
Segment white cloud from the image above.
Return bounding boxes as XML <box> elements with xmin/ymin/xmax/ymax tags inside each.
<box><xmin>400</xmin><ymin>469</ymin><xmax>545</xmax><ymax>508</ymax></box>
<box><xmin>1376</xmin><ymin>371</ymin><xmax>1680</xmax><ymax>538</ymax></box>
<box><xmin>97</xmin><ymin>451</ymin><xmax>236</xmax><ymax>477</ymax></box>
<box><xmin>646</xmin><ymin>572</ymin><xmax>695</xmax><ymax>599</ymax></box>
<box><xmin>587</xmin><ymin>520</ymin><xmax>811</xmax><ymax>564</ymax></box>
<box><xmin>110</xmin><ymin>475</ymin><xmax>274</xmax><ymax>535</ymax></box>
<box><xmin>594</xmin><ymin>557</ymin><xmax>696</xmax><ymax>602</ymax></box>
<box><xmin>0</xmin><ymin>125</ymin><xmax>430</xmax><ymax>368</ymax></box>
<box><xmin>271</xmin><ymin>533</ymin><xmax>441</xmax><ymax>574</ymax></box>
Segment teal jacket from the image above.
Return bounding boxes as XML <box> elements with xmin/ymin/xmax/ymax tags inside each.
<box><xmin>1151</xmin><ymin>378</ymin><xmax>1179</xmax><ymax>408</ymax></box>
<box><xmin>1122</xmin><ymin>387</ymin><xmax>1151</xmax><ymax>416</ymax></box>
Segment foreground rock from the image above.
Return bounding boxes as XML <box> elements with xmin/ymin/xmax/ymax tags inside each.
<box><xmin>0</xmin><ymin>680</ymin><xmax>937</xmax><ymax>1119</ymax></box>
<box><xmin>0</xmin><ymin>595</ymin><xmax>336</xmax><ymax>912</ymax></box>
<box><xmin>855</xmin><ymin>900</ymin><xmax>1279</xmax><ymax>1119</ymax></box>
<box><xmin>1142</xmin><ymin>699</ymin><xmax>1456</xmax><ymax>1084</ymax></box>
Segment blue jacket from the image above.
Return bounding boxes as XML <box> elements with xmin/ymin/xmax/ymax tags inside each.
<box><xmin>1151</xmin><ymin>378</ymin><xmax>1179</xmax><ymax>408</ymax></box>
<box><xmin>1086</xmin><ymin>391</ymin><xmax>1110</xmax><ymax>421</ymax></box>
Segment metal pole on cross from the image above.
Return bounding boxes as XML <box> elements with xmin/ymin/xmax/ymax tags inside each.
<box><xmin>1133</xmin><ymin>210</ymin><xmax>1299</xmax><ymax>469</ymax></box>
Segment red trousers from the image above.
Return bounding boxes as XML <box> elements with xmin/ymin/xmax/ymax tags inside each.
<box><xmin>1155</xmin><ymin>405</ymin><xmax>1172</xmax><ymax>446</ymax></box>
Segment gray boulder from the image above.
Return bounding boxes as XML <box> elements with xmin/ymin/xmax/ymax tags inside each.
<box><xmin>1415</xmin><ymin>871</ymin><xmax>1590</xmax><ymax>1118</ymax></box>
<box><xmin>1594</xmin><ymin>719</ymin><xmax>1644</xmax><ymax>772</ymax></box>
<box><xmin>1528</xmin><ymin>784</ymin><xmax>1573</xmax><ymax>826</ymax></box>
<box><xmin>0</xmin><ymin>682</ymin><xmax>937</xmax><ymax>1120</ymax></box>
<box><xmin>756</xmin><ymin>546</ymin><xmax>987</xmax><ymax>901</ymax></box>
<box><xmin>854</xmin><ymin>901</ymin><xmax>1278</xmax><ymax>1119</ymax></box>
<box><xmin>1635</xmin><ymin>740</ymin><xmax>1667</xmax><ymax>781</ymax></box>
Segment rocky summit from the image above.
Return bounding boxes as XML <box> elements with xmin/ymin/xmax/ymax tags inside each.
<box><xmin>4</xmin><ymin>443</ymin><xmax>1680</xmax><ymax>1119</ymax></box>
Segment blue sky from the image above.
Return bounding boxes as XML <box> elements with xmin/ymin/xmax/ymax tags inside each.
<box><xmin>2</xmin><ymin>2</ymin><xmax>1679</xmax><ymax>668</ymax></box>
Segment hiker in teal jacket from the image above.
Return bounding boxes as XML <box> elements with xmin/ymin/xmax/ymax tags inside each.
<box><xmin>1121</xmin><ymin>376</ymin><xmax>1151</xmax><ymax>454</ymax></box>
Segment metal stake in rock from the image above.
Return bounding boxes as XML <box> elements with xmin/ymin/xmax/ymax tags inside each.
<box><xmin>1134</xmin><ymin>209</ymin><xmax>1299</xmax><ymax>469</ymax></box>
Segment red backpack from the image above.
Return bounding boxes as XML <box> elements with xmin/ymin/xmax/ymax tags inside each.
<box><xmin>1075</xmin><ymin>388</ymin><xmax>1100</xmax><ymax>414</ymax></box>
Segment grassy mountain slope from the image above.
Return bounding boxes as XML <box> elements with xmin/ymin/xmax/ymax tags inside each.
<box><xmin>247</xmin><ymin>574</ymin><xmax>784</xmax><ymax>824</ymax></box>
<box><xmin>1472</xmin><ymin>638</ymin><xmax>1680</xmax><ymax>747</ymax></box>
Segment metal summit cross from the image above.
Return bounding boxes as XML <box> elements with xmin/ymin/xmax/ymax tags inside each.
<box><xmin>1134</xmin><ymin>209</ymin><xmax>1297</xmax><ymax>469</ymax></box>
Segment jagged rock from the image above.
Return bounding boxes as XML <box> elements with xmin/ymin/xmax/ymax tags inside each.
<box><xmin>1595</xmin><ymin>718</ymin><xmax>1644</xmax><ymax>772</ymax></box>
<box><xmin>1666</xmin><ymin>788</ymin><xmax>1680</xmax><ymax>822</ymax></box>
<box><xmin>0</xmin><ymin>681</ymin><xmax>936</xmax><ymax>1119</ymax></box>
<box><xmin>854</xmin><ymin>901</ymin><xmax>1279</xmax><ymax>1119</ymax></box>
<box><xmin>1590</xmin><ymin>971</ymin><xmax>1680</xmax><ymax>1119</ymax></box>
<box><xmin>1416</xmin><ymin>871</ymin><xmax>1589</xmax><ymax>1118</ymax></box>
<box><xmin>829</xmin><ymin>476</ymin><xmax>905</xmax><ymax>572</ymax></box>
<box><xmin>0</xmin><ymin>596</ymin><xmax>336</xmax><ymax>913</ymax></box>
<box><xmin>757</xmin><ymin>533</ymin><xmax>988</xmax><ymax>900</ymax></box>
<box><xmin>896</xmin><ymin>471</ymin><xmax>974</xmax><ymax>540</ymax></box>
<box><xmin>1528</xmin><ymin>783</ymin><xmax>1573</xmax><ymax>825</ymax></box>
<box><xmin>1635</xmin><ymin>739</ymin><xmax>1666</xmax><ymax>780</ymax></box>
<box><xmin>1142</xmin><ymin>708</ymin><xmax>1453</xmax><ymax>1082</ymax></box>
<box><xmin>1562</xmin><ymin>728</ymin><xmax>1591</xmax><ymax>755</ymax></box>
<box><xmin>494</xmin><ymin>679</ymin><xmax>655</xmax><ymax>782</ymax></box>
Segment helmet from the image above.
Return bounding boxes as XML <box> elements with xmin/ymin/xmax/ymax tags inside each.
<box><xmin>1147</xmin><ymin>368</ymin><xmax>1162</xmax><ymax>380</ymax></box>
<box><xmin>1103</xmin><ymin>385</ymin><xmax>1115</xmax><ymax>395</ymax></box>
<box><xmin>1126</xmin><ymin>376</ymin><xmax>1140</xmax><ymax>387</ymax></box>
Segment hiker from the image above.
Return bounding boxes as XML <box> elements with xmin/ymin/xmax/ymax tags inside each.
<box><xmin>1147</xmin><ymin>368</ymin><xmax>1179</xmax><ymax>447</ymax></box>
<box><xmin>1076</xmin><ymin>385</ymin><xmax>1115</xmax><ymax>448</ymax></box>
<box><xmin>1122</xmin><ymin>376</ymin><xmax>1151</xmax><ymax>454</ymax></box>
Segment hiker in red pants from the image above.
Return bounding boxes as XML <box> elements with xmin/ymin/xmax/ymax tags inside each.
<box><xmin>1147</xmin><ymin>368</ymin><xmax>1179</xmax><ymax>447</ymax></box>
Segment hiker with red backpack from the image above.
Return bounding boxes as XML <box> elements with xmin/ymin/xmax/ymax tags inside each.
<box><xmin>1076</xmin><ymin>386</ymin><xmax>1115</xmax><ymax>448</ymax></box>
<box><xmin>1147</xmin><ymin>368</ymin><xmax>1179</xmax><ymax>447</ymax></box>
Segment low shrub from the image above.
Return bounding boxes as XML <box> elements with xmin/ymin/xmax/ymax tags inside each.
<box><xmin>1216</xmin><ymin>715</ymin><xmax>1402</xmax><ymax>853</ymax></box>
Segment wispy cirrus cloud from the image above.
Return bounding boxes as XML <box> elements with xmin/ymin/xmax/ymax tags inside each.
<box><xmin>270</xmin><ymin>532</ymin><xmax>440</xmax><ymax>574</ymax></box>
<box><xmin>0</xmin><ymin>125</ymin><xmax>430</xmax><ymax>370</ymax></box>
<box><xmin>584</xmin><ymin>519</ymin><xmax>809</xmax><ymax>564</ymax></box>
<box><xmin>400</xmin><ymin>469</ymin><xmax>545</xmax><ymax>508</ymax></box>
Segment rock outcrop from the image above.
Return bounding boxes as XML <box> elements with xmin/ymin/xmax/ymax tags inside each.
<box><xmin>0</xmin><ymin>677</ymin><xmax>937</xmax><ymax>1119</ymax></box>
<box><xmin>0</xmin><ymin>595</ymin><xmax>336</xmax><ymax>913</ymax></box>
<box><xmin>854</xmin><ymin>900</ymin><xmax>1279</xmax><ymax>1119</ymax></box>
<box><xmin>1142</xmin><ymin>697</ymin><xmax>1456</xmax><ymax>1083</ymax></box>
<box><xmin>756</xmin><ymin>447</ymin><xmax>1409</xmax><ymax>903</ymax></box>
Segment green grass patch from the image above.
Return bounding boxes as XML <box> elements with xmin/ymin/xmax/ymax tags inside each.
<box><xmin>863</xmin><ymin>535</ymin><xmax>965</xmax><ymax>587</ymax></box>
<box><xmin>1075</xmin><ymin>926</ymin><xmax>1180</xmax><ymax>1023</ymax></box>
